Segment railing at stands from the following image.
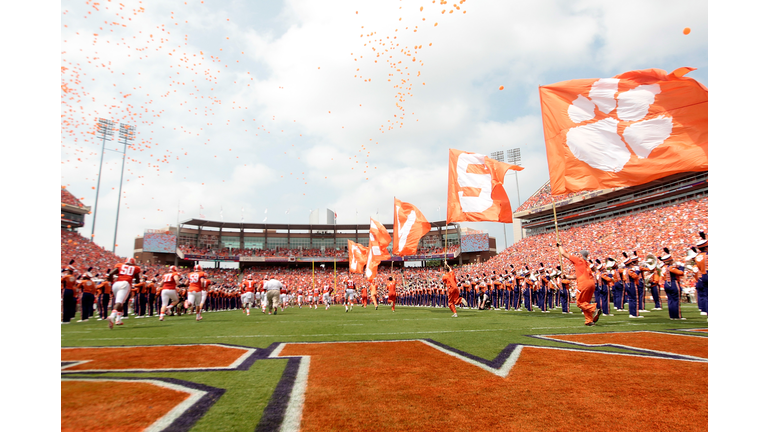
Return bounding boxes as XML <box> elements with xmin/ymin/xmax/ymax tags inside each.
<box><xmin>178</xmin><ymin>250</ymin><xmax>461</xmax><ymax>263</ymax></box>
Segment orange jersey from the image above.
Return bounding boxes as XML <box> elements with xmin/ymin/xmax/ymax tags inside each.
<box><xmin>370</xmin><ymin>284</ymin><xmax>378</xmax><ymax>296</ymax></box>
<box><xmin>132</xmin><ymin>281</ymin><xmax>146</xmax><ymax>294</ymax></box>
<box><xmin>201</xmin><ymin>279</ymin><xmax>211</xmax><ymax>291</ymax></box>
<box><xmin>161</xmin><ymin>272</ymin><xmax>179</xmax><ymax>290</ymax></box>
<box><xmin>387</xmin><ymin>281</ymin><xmax>397</xmax><ymax>296</ymax></box>
<box><xmin>241</xmin><ymin>280</ymin><xmax>258</xmax><ymax>293</ymax></box>
<box><xmin>695</xmin><ymin>252</ymin><xmax>708</xmax><ymax>276</ymax></box>
<box><xmin>77</xmin><ymin>279</ymin><xmax>97</xmax><ymax>294</ymax></box>
<box><xmin>442</xmin><ymin>271</ymin><xmax>458</xmax><ymax>291</ymax></box>
<box><xmin>61</xmin><ymin>275</ymin><xmax>77</xmax><ymax>290</ymax></box>
<box><xmin>568</xmin><ymin>255</ymin><xmax>594</xmax><ymax>289</ymax></box>
<box><xmin>145</xmin><ymin>281</ymin><xmax>156</xmax><ymax>294</ymax></box>
<box><xmin>188</xmin><ymin>271</ymin><xmax>207</xmax><ymax>292</ymax></box>
<box><xmin>114</xmin><ymin>263</ymin><xmax>141</xmax><ymax>282</ymax></box>
<box><xmin>97</xmin><ymin>280</ymin><xmax>112</xmax><ymax>295</ymax></box>
<box><xmin>361</xmin><ymin>287</ymin><xmax>368</xmax><ymax>297</ymax></box>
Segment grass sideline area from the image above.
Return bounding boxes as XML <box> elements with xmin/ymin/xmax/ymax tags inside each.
<box><xmin>61</xmin><ymin>303</ymin><xmax>708</xmax><ymax>431</ymax></box>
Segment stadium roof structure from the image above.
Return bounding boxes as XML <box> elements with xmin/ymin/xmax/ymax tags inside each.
<box><xmin>178</xmin><ymin>218</ymin><xmax>456</xmax><ymax>232</ymax></box>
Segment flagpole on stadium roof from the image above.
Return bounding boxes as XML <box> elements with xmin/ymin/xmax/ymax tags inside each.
<box><xmin>112</xmin><ymin>123</ymin><xmax>135</xmax><ymax>254</ymax></box>
<box><xmin>90</xmin><ymin>118</ymin><xmax>115</xmax><ymax>243</ymax></box>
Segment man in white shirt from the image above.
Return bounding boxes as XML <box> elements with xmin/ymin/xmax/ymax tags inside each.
<box><xmin>264</xmin><ymin>277</ymin><xmax>283</xmax><ymax>315</ymax></box>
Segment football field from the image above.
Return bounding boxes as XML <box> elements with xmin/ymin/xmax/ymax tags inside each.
<box><xmin>61</xmin><ymin>303</ymin><xmax>708</xmax><ymax>431</ymax></box>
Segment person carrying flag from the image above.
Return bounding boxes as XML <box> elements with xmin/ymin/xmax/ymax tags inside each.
<box><xmin>557</xmin><ymin>243</ymin><xmax>602</xmax><ymax>326</ymax></box>
<box><xmin>442</xmin><ymin>263</ymin><xmax>467</xmax><ymax>318</ymax></box>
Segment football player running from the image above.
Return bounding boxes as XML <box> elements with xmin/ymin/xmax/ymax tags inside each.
<box><xmin>187</xmin><ymin>265</ymin><xmax>208</xmax><ymax>321</ymax></box>
<box><xmin>105</xmin><ymin>258</ymin><xmax>141</xmax><ymax>329</ymax></box>
<box><xmin>158</xmin><ymin>266</ymin><xmax>182</xmax><ymax>321</ymax></box>
<box><xmin>240</xmin><ymin>274</ymin><xmax>258</xmax><ymax>316</ymax></box>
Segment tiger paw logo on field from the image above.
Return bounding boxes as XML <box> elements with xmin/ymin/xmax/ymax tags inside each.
<box><xmin>566</xmin><ymin>78</ymin><xmax>672</xmax><ymax>172</ymax></box>
<box><xmin>539</xmin><ymin>67</ymin><xmax>708</xmax><ymax>195</ymax></box>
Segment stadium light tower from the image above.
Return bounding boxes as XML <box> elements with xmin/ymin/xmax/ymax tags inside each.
<box><xmin>90</xmin><ymin>118</ymin><xmax>116</xmax><ymax>243</ymax></box>
<box><xmin>507</xmin><ymin>148</ymin><xmax>522</xmax><ymax>208</ymax></box>
<box><xmin>491</xmin><ymin>148</ymin><xmax>523</xmax><ymax>250</ymax></box>
<box><xmin>111</xmin><ymin>123</ymin><xmax>136</xmax><ymax>253</ymax></box>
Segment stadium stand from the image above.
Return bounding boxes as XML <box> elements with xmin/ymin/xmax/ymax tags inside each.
<box><xmin>61</xmin><ymin>229</ymin><xmax>126</xmax><ymax>275</ymax></box>
<box><xmin>61</xmin><ymin>187</ymin><xmax>91</xmax><ymax>230</ymax></box>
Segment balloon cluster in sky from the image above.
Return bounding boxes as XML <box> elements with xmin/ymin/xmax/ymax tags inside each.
<box><xmin>61</xmin><ymin>0</ymin><xmax>474</xmax><ymax>209</ymax></box>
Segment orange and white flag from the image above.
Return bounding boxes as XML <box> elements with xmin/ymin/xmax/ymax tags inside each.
<box><xmin>393</xmin><ymin>198</ymin><xmax>431</xmax><ymax>256</ymax></box>
<box><xmin>539</xmin><ymin>67</ymin><xmax>708</xmax><ymax>196</ymax></box>
<box><xmin>365</xmin><ymin>218</ymin><xmax>391</xmax><ymax>280</ymax></box>
<box><xmin>347</xmin><ymin>240</ymin><xmax>369</xmax><ymax>274</ymax></box>
<box><xmin>447</xmin><ymin>149</ymin><xmax>523</xmax><ymax>224</ymax></box>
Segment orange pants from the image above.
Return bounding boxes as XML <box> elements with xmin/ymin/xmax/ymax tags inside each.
<box><xmin>448</xmin><ymin>287</ymin><xmax>461</xmax><ymax>314</ymax></box>
<box><xmin>576</xmin><ymin>282</ymin><xmax>596</xmax><ymax>324</ymax></box>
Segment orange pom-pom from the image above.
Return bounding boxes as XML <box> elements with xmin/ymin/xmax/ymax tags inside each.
<box><xmin>499</xmin><ymin>85</ymin><xmax>504</xmax><ymax>90</ymax></box>
<box><xmin>683</xmin><ymin>27</ymin><xmax>691</xmax><ymax>35</ymax></box>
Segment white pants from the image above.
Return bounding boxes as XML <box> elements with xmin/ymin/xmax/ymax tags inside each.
<box><xmin>297</xmin><ymin>295</ymin><xmax>304</xmax><ymax>304</ymax></box>
<box><xmin>241</xmin><ymin>292</ymin><xmax>254</xmax><ymax>306</ymax></box>
<box><xmin>345</xmin><ymin>289</ymin><xmax>356</xmax><ymax>301</ymax></box>
<box><xmin>112</xmin><ymin>281</ymin><xmax>131</xmax><ymax>305</ymax></box>
<box><xmin>323</xmin><ymin>293</ymin><xmax>331</xmax><ymax>304</ymax></box>
<box><xmin>200</xmin><ymin>291</ymin><xmax>207</xmax><ymax>307</ymax></box>
<box><xmin>188</xmin><ymin>291</ymin><xmax>203</xmax><ymax>307</ymax></box>
<box><xmin>161</xmin><ymin>290</ymin><xmax>179</xmax><ymax>308</ymax></box>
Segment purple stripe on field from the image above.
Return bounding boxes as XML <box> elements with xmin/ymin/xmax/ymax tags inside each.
<box><xmin>525</xmin><ymin>333</ymin><xmax>707</xmax><ymax>361</ymax></box>
<box><xmin>255</xmin><ymin>357</ymin><xmax>300</xmax><ymax>432</ymax></box>
<box><xmin>423</xmin><ymin>339</ymin><xmax>521</xmax><ymax>370</ymax></box>
<box><xmin>61</xmin><ymin>376</ymin><xmax>225</xmax><ymax>432</ymax></box>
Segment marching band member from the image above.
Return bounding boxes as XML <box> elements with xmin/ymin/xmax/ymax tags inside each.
<box><xmin>660</xmin><ymin>248</ymin><xmax>686</xmax><ymax>320</ymax></box>
<box><xmin>622</xmin><ymin>252</ymin><xmax>643</xmax><ymax>319</ymax></box>
<box><xmin>694</xmin><ymin>232</ymin><xmax>708</xmax><ymax>316</ymax></box>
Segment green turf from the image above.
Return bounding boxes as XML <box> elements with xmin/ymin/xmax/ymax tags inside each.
<box><xmin>61</xmin><ymin>303</ymin><xmax>707</xmax><ymax>430</ymax></box>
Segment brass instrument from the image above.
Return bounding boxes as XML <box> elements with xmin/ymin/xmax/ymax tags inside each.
<box><xmin>643</xmin><ymin>254</ymin><xmax>658</xmax><ymax>284</ymax></box>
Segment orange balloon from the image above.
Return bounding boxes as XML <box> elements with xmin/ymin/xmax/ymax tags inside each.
<box><xmin>683</xmin><ymin>27</ymin><xmax>691</xmax><ymax>35</ymax></box>
<box><xmin>499</xmin><ymin>85</ymin><xmax>504</xmax><ymax>90</ymax></box>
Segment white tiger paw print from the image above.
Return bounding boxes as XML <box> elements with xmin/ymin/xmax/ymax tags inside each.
<box><xmin>566</xmin><ymin>78</ymin><xmax>673</xmax><ymax>172</ymax></box>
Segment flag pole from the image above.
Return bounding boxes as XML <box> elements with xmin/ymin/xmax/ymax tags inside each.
<box><xmin>312</xmin><ymin>260</ymin><xmax>315</xmax><ymax>293</ymax></box>
<box><xmin>334</xmin><ymin>258</ymin><xmax>337</xmax><ymax>294</ymax></box>
<box><xmin>553</xmin><ymin>200</ymin><xmax>565</xmax><ymax>271</ymax></box>
<box><xmin>444</xmin><ymin>220</ymin><xmax>448</xmax><ymax>264</ymax></box>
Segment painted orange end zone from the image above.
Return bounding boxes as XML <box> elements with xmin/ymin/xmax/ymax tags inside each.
<box><xmin>61</xmin><ymin>345</ymin><xmax>248</xmax><ymax>371</ymax></box>
<box><xmin>280</xmin><ymin>340</ymin><xmax>707</xmax><ymax>432</ymax></box>
<box><xmin>546</xmin><ymin>332</ymin><xmax>708</xmax><ymax>359</ymax></box>
<box><xmin>61</xmin><ymin>380</ymin><xmax>189</xmax><ymax>432</ymax></box>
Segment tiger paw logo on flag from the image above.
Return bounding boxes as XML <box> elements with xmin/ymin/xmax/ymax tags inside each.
<box><xmin>539</xmin><ymin>67</ymin><xmax>708</xmax><ymax>195</ymax></box>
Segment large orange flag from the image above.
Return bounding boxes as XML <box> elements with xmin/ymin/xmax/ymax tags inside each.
<box><xmin>447</xmin><ymin>149</ymin><xmax>523</xmax><ymax>224</ymax></box>
<box><xmin>393</xmin><ymin>198</ymin><xmax>432</xmax><ymax>256</ymax></box>
<box><xmin>347</xmin><ymin>240</ymin><xmax>369</xmax><ymax>274</ymax></box>
<box><xmin>539</xmin><ymin>67</ymin><xmax>708</xmax><ymax>196</ymax></box>
<box><xmin>365</xmin><ymin>218</ymin><xmax>391</xmax><ymax>281</ymax></box>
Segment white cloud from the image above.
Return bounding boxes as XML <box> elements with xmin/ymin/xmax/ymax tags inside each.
<box><xmin>60</xmin><ymin>0</ymin><xmax>708</xmax><ymax>256</ymax></box>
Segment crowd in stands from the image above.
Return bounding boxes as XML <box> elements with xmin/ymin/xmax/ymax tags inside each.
<box><xmin>514</xmin><ymin>182</ymin><xmax>588</xmax><ymax>213</ymax></box>
<box><xmin>61</xmin><ymin>188</ymin><xmax>86</xmax><ymax>208</ymax></box>
<box><xmin>62</xmin><ymin>196</ymin><xmax>707</xmax><ymax>316</ymax></box>
<box><xmin>61</xmin><ymin>229</ymin><xmax>126</xmax><ymax>275</ymax></box>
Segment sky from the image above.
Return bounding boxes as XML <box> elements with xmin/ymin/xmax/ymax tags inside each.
<box><xmin>59</xmin><ymin>0</ymin><xmax>708</xmax><ymax>257</ymax></box>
